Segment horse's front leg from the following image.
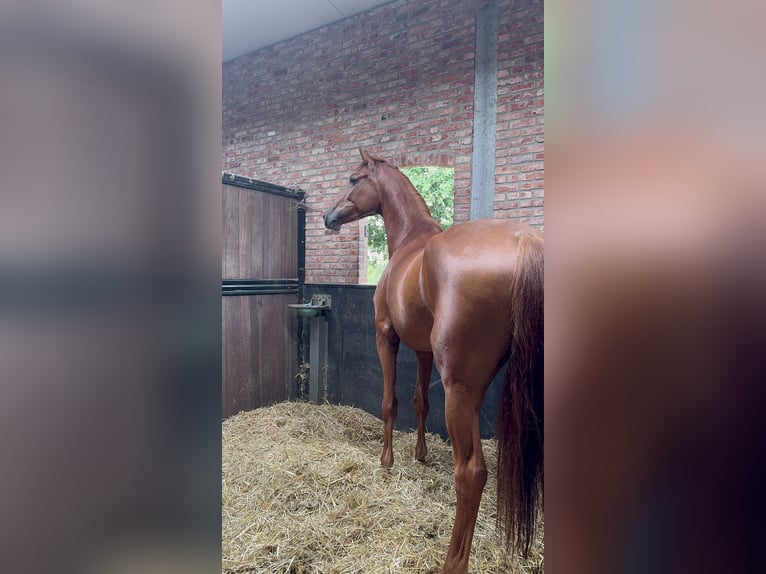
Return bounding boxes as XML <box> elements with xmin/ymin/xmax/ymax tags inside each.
<box><xmin>376</xmin><ymin>319</ymin><xmax>400</xmax><ymax>468</ymax></box>
<box><xmin>414</xmin><ymin>351</ymin><xmax>433</xmax><ymax>462</ymax></box>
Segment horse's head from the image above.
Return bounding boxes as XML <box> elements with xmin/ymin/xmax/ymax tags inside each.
<box><xmin>323</xmin><ymin>147</ymin><xmax>384</xmax><ymax>231</ymax></box>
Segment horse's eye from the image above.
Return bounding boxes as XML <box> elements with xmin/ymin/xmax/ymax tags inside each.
<box><xmin>349</xmin><ymin>177</ymin><xmax>358</xmax><ymax>185</ymax></box>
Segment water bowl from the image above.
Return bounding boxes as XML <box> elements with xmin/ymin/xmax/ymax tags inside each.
<box><xmin>287</xmin><ymin>303</ymin><xmax>322</xmax><ymax>318</ymax></box>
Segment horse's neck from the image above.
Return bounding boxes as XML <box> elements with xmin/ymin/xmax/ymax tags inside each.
<box><xmin>378</xmin><ymin>172</ymin><xmax>441</xmax><ymax>257</ymax></box>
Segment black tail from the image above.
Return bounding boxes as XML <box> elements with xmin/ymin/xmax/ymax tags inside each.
<box><xmin>496</xmin><ymin>233</ymin><xmax>544</xmax><ymax>557</ymax></box>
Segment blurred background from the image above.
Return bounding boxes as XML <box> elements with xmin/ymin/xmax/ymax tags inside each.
<box><xmin>0</xmin><ymin>1</ymin><xmax>220</xmax><ymax>573</ymax></box>
<box><xmin>545</xmin><ymin>1</ymin><xmax>766</xmax><ymax>572</ymax></box>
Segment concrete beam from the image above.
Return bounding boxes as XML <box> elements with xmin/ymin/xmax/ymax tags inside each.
<box><xmin>470</xmin><ymin>2</ymin><xmax>499</xmax><ymax>220</ymax></box>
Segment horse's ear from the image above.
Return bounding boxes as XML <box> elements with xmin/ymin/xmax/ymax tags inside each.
<box><xmin>359</xmin><ymin>147</ymin><xmax>378</xmax><ymax>174</ymax></box>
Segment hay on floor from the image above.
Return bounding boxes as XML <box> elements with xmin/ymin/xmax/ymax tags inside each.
<box><xmin>222</xmin><ymin>402</ymin><xmax>543</xmax><ymax>574</ymax></box>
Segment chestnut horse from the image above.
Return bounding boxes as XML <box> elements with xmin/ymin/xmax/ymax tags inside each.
<box><xmin>323</xmin><ymin>149</ymin><xmax>543</xmax><ymax>573</ymax></box>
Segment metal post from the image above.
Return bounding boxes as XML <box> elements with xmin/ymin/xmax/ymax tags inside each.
<box><xmin>308</xmin><ymin>314</ymin><xmax>329</xmax><ymax>404</ymax></box>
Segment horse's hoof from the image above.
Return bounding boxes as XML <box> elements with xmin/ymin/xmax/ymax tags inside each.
<box><xmin>415</xmin><ymin>445</ymin><xmax>427</xmax><ymax>462</ymax></box>
<box><xmin>380</xmin><ymin>452</ymin><xmax>394</xmax><ymax>468</ymax></box>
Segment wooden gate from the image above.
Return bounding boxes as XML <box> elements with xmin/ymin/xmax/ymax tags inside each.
<box><xmin>222</xmin><ymin>174</ymin><xmax>305</xmax><ymax>418</ymax></box>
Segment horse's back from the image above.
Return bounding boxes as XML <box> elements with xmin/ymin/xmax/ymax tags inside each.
<box><xmin>422</xmin><ymin>219</ymin><xmax>541</xmax><ymax>301</ymax></box>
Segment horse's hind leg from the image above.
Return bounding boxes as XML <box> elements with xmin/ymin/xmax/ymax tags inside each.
<box><xmin>414</xmin><ymin>351</ymin><xmax>433</xmax><ymax>462</ymax></box>
<box><xmin>440</xmin><ymin>380</ymin><xmax>488</xmax><ymax>574</ymax></box>
<box><xmin>432</xmin><ymin>321</ymin><xmax>505</xmax><ymax>573</ymax></box>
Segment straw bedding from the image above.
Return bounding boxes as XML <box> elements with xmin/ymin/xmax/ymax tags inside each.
<box><xmin>222</xmin><ymin>402</ymin><xmax>543</xmax><ymax>574</ymax></box>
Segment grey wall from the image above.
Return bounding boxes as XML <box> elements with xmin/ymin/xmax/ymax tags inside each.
<box><xmin>304</xmin><ymin>284</ymin><xmax>505</xmax><ymax>439</ymax></box>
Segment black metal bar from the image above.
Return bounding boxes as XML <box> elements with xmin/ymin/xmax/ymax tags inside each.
<box><xmin>221</xmin><ymin>284</ymin><xmax>299</xmax><ymax>291</ymax></box>
<box><xmin>222</xmin><ymin>172</ymin><xmax>304</xmax><ymax>200</ymax></box>
<box><xmin>221</xmin><ymin>278</ymin><xmax>299</xmax><ymax>296</ymax></box>
<box><xmin>223</xmin><ymin>279</ymin><xmax>299</xmax><ymax>285</ymax></box>
<box><xmin>222</xmin><ymin>289</ymin><xmax>299</xmax><ymax>297</ymax></box>
<box><xmin>296</xmin><ymin>190</ymin><xmax>306</xmax><ymax>301</ymax></box>
<box><xmin>295</xmin><ymin>190</ymin><xmax>307</xmax><ymax>400</ymax></box>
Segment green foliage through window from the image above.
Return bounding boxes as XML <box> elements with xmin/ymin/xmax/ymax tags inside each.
<box><xmin>365</xmin><ymin>166</ymin><xmax>454</xmax><ymax>284</ymax></box>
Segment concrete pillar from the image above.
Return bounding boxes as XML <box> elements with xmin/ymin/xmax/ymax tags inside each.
<box><xmin>470</xmin><ymin>2</ymin><xmax>499</xmax><ymax>220</ymax></box>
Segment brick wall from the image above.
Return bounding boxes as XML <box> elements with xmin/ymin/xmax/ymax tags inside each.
<box><xmin>495</xmin><ymin>0</ymin><xmax>545</xmax><ymax>226</ymax></box>
<box><xmin>222</xmin><ymin>0</ymin><xmax>543</xmax><ymax>283</ymax></box>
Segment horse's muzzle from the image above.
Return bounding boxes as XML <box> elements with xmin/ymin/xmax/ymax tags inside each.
<box><xmin>323</xmin><ymin>209</ymin><xmax>341</xmax><ymax>231</ymax></box>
